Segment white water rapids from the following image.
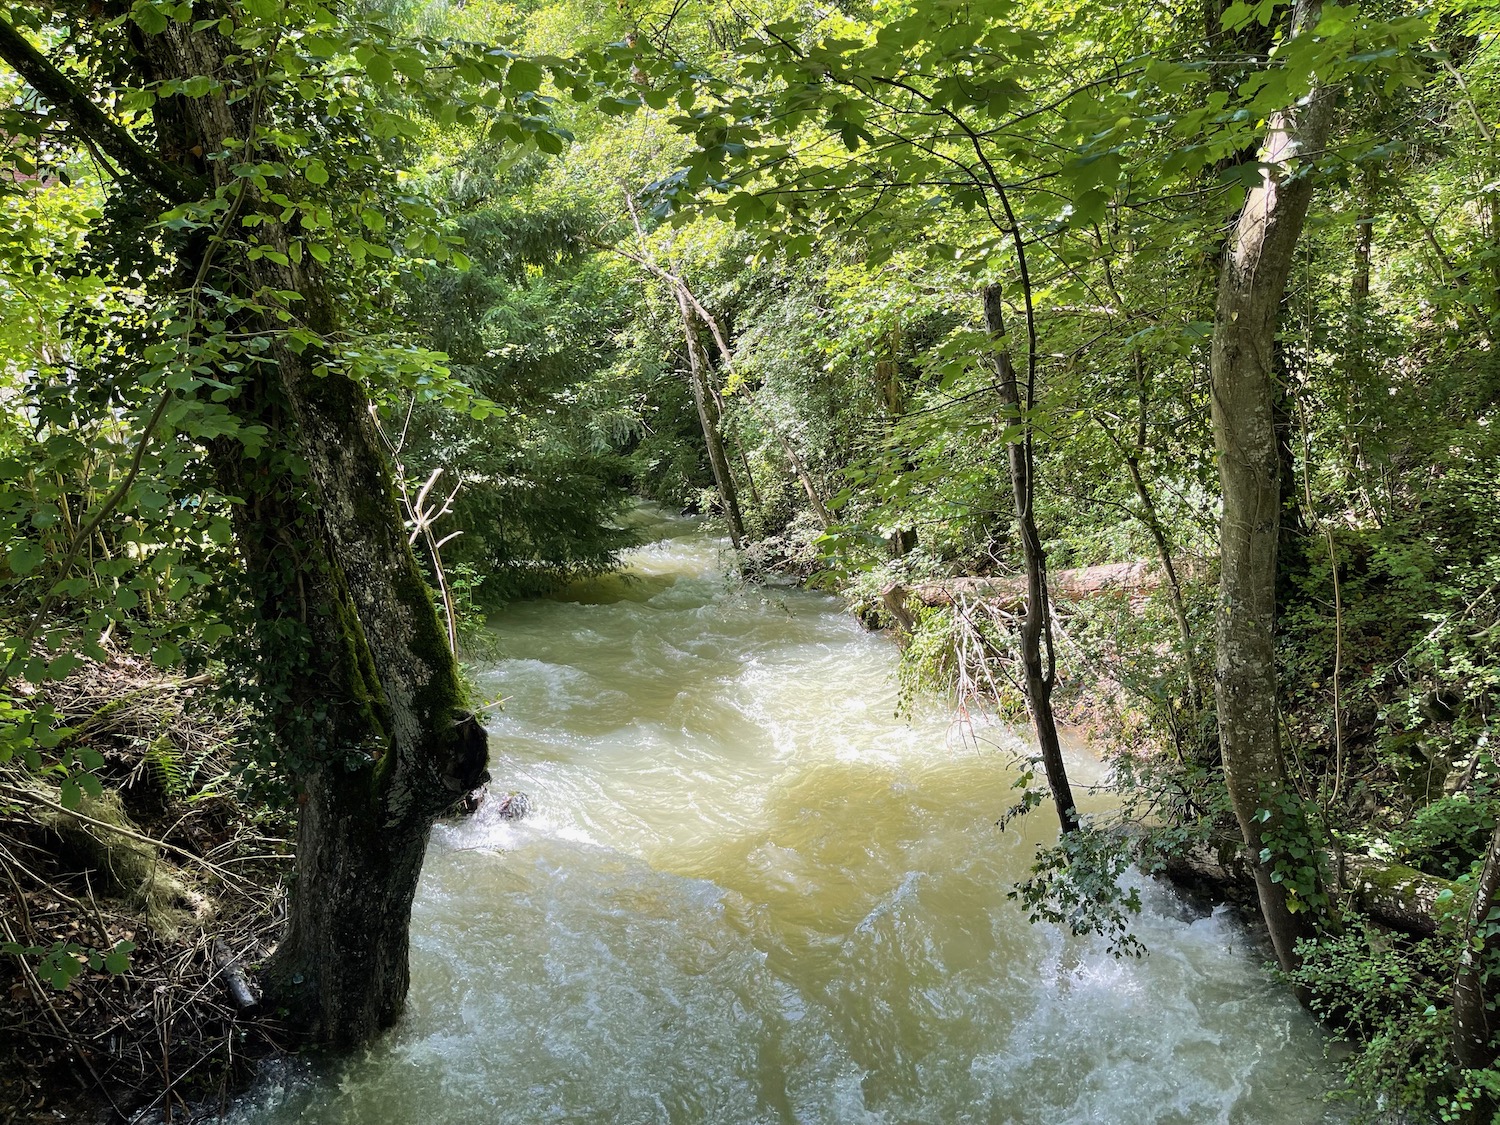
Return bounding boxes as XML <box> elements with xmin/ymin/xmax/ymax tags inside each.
<box><xmin>232</xmin><ymin>507</ymin><xmax>1347</xmax><ymax>1124</ymax></box>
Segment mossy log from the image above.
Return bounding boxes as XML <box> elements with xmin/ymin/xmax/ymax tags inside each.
<box><xmin>1140</xmin><ymin>832</ymin><xmax>1460</xmax><ymax>938</ymax></box>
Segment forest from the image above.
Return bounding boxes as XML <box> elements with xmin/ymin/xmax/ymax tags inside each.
<box><xmin>1</xmin><ymin>0</ymin><xmax>1498</xmax><ymax>1120</ymax></box>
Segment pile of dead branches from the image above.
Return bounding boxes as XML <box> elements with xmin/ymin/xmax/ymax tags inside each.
<box><xmin>1</xmin><ymin>650</ymin><xmax>294</xmax><ymax>1124</ymax></box>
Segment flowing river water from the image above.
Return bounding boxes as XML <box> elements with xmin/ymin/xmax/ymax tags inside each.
<box><xmin>233</xmin><ymin>508</ymin><xmax>1348</xmax><ymax>1124</ymax></box>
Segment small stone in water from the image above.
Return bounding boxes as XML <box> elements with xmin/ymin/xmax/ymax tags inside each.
<box><xmin>496</xmin><ymin>792</ymin><xmax>531</xmax><ymax>820</ymax></box>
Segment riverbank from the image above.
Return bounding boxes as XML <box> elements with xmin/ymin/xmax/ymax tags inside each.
<box><xmin>0</xmin><ymin>652</ymin><xmax>293</xmax><ymax>1123</ymax></box>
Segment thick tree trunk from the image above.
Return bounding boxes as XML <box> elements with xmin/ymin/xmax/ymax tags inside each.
<box><xmin>81</xmin><ymin>16</ymin><xmax>492</xmax><ymax>1046</ymax></box>
<box><xmin>674</xmin><ymin>288</ymin><xmax>746</xmax><ymax>549</ymax></box>
<box><xmin>982</xmin><ymin>285</ymin><xmax>1078</xmax><ymax>835</ymax></box>
<box><xmin>1209</xmin><ymin>0</ymin><xmax>1335</xmax><ymax>973</ymax></box>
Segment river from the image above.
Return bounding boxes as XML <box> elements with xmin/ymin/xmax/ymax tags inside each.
<box><xmin>232</xmin><ymin>507</ymin><xmax>1346</xmax><ymax>1124</ymax></box>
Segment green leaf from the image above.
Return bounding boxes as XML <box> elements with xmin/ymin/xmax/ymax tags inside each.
<box><xmin>103</xmin><ymin>942</ymin><xmax>135</xmax><ymax>975</ymax></box>
<box><xmin>506</xmin><ymin>59</ymin><xmax>544</xmax><ymax>92</ymax></box>
<box><xmin>131</xmin><ymin>1</ymin><xmax>169</xmax><ymax>35</ymax></box>
<box><xmin>364</xmin><ymin>53</ymin><xmax>395</xmax><ymax>87</ymax></box>
<box><xmin>304</xmin><ymin>159</ymin><xmax>330</xmax><ymax>186</ymax></box>
<box><xmin>7</xmin><ymin>541</ymin><xmax>44</xmax><ymax>576</ymax></box>
<box><xmin>151</xmin><ymin>643</ymin><xmax>183</xmax><ymax>669</ymax></box>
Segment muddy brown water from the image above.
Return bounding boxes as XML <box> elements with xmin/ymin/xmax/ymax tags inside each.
<box><xmin>231</xmin><ymin>507</ymin><xmax>1347</xmax><ymax>1124</ymax></box>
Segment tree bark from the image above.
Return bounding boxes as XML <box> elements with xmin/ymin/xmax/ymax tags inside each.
<box><xmin>674</xmin><ymin>287</ymin><xmax>746</xmax><ymax>549</ymax></box>
<box><xmin>1209</xmin><ymin>0</ymin><xmax>1336</xmax><ymax>973</ymax></box>
<box><xmin>0</xmin><ymin>12</ymin><xmax>495</xmax><ymax>1046</ymax></box>
<box><xmin>1453</xmin><ymin>821</ymin><xmax>1500</xmax><ymax>1073</ymax></box>
<box><xmin>982</xmin><ymin>284</ymin><xmax>1078</xmax><ymax>835</ymax></box>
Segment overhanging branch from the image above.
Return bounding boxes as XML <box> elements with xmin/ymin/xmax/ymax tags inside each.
<box><xmin>0</xmin><ymin>14</ymin><xmax>198</xmax><ymax>202</ymax></box>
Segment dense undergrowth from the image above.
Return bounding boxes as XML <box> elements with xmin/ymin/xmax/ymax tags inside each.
<box><xmin>0</xmin><ymin>651</ymin><xmax>293</xmax><ymax>1121</ymax></box>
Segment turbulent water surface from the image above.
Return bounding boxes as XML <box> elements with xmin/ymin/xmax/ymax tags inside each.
<box><xmin>234</xmin><ymin>508</ymin><xmax>1346</xmax><ymax>1124</ymax></box>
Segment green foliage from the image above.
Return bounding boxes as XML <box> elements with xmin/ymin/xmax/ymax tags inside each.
<box><xmin>1391</xmin><ymin>796</ymin><xmax>1498</xmax><ymax>882</ymax></box>
<box><xmin>0</xmin><ymin>0</ymin><xmax>1495</xmax><ymax>1107</ymax></box>
<box><xmin>0</xmin><ymin>938</ymin><xmax>137</xmax><ymax>990</ymax></box>
<box><xmin>1009</xmin><ymin>825</ymin><xmax>1146</xmax><ymax>959</ymax></box>
<box><xmin>1287</xmin><ymin>922</ymin><xmax>1462</xmax><ymax>1120</ymax></box>
<box><xmin>1256</xmin><ymin>791</ymin><xmax>1332</xmax><ymax>916</ymax></box>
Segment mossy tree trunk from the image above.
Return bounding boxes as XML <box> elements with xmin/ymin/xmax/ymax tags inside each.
<box><xmin>1208</xmin><ymin>0</ymin><xmax>1334</xmax><ymax>974</ymax></box>
<box><xmin>143</xmin><ymin>21</ymin><xmax>489</xmax><ymax>1047</ymax></box>
<box><xmin>0</xmin><ymin>11</ymin><xmax>492</xmax><ymax>1047</ymax></box>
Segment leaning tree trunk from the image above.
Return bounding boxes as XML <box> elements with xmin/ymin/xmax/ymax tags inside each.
<box><xmin>1209</xmin><ymin>0</ymin><xmax>1335</xmax><ymax>974</ymax></box>
<box><xmin>982</xmin><ymin>285</ymin><xmax>1078</xmax><ymax>835</ymax></box>
<box><xmin>1454</xmin><ymin>820</ymin><xmax>1500</xmax><ymax>1076</ymax></box>
<box><xmin>36</xmin><ymin>13</ymin><xmax>495</xmax><ymax>1045</ymax></box>
<box><xmin>674</xmin><ymin>288</ymin><xmax>747</xmax><ymax>549</ymax></box>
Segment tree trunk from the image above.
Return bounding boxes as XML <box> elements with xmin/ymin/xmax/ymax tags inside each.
<box><xmin>1352</xmin><ymin>202</ymin><xmax>1374</xmax><ymax>308</ymax></box>
<box><xmin>684</xmin><ymin>286</ymin><xmax>834</xmax><ymax>532</ymax></box>
<box><xmin>1209</xmin><ymin>0</ymin><xmax>1336</xmax><ymax>973</ymax></box>
<box><xmin>734</xmin><ymin>438</ymin><xmax>763</xmax><ymax>511</ymax></box>
<box><xmin>982</xmin><ymin>285</ymin><xmax>1078</xmax><ymax>835</ymax></box>
<box><xmin>1122</xmin><ymin>825</ymin><xmax>1462</xmax><ymax>939</ymax></box>
<box><xmin>674</xmin><ymin>287</ymin><xmax>746</xmax><ymax>549</ymax></box>
<box><xmin>875</xmin><ymin>353</ymin><xmax>918</xmax><ymax>557</ymax></box>
<box><xmin>2</xmin><ymin>14</ymin><xmax>497</xmax><ymax>1046</ymax></box>
<box><xmin>1454</xmin><ymin>821</ymin><xmax>1500</xmax><ymax>1074</ymax></box>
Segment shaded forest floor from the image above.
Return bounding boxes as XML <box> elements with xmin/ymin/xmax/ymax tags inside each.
<box><xmin>0</xmin><ymin>654</ymin><xmax>293</xmax><ymax>1124</ymax></box>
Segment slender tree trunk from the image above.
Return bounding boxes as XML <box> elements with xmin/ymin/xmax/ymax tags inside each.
<box><xmin>982</xmin><ymin>285</ymin><xmax>1078</xmax><ymax>835</ymax></box>
<box><xmin>1209</xmin><ymin>0</ymin><xmax>1335</xmax><ymax>973</ymax></box>
<box><xmin>674</xmin><ymin>288</ymin><xmax>746</xmax><ymax>549</ymax></box>
<box><xmin>876</xmin><ymin>354</ymin><xmax>918</xmax><ymax>557</ymax></box>
<box><xmin>771</xmin><ymin>427</ymin><xmax>833</xmax><ymax>530</ymax></box>
<box><xmin>683</xmin><ymin>284</ymin><xmax>834</xmax><ymax>531</ymax></box>
<box><xmin>1352</xmin><ymin>205</ymin><xmax>1374</xmax><ymax>308</ymax></box>
<box><xmin>28</xmin><ymin>16</ymin><xmax>494</xmax><ymax>1045</ymax></box>
<box><xmin>1454</xmin><ymin>821</ymin><xmax>1500</xmax><ymax>1074</ymax></box>
<box><xmin>734</xmin><ymin>438</ymin><xmax>763</xmax><ymax>511</ymax></box>
<box><xmin>1101</xmin><ymin>349</ymin><xmax>1201</xmax><ymax>712</ymax></box>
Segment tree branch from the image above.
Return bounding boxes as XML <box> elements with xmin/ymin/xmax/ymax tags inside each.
<box><xmin>0</xmin><ymin>14</ymin><xmax>198</xmax><ymax>201</ymax></box>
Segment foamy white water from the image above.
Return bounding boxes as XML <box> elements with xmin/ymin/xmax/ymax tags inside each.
<box><xmin>231</xmin><ymin>506</ymin><xmax>1346</xmax><ymax>1124</ymax></box>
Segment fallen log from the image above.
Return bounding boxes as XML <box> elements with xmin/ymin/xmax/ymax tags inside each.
<box><xmin>1137</xmin><ymin>832</ymin><xmax>1460</xmax><ymax>938</ymax></box>
<box><xmin>883</xmin><ymin>558</ymin><xmax>1208</xmax><ymax>615</ymax></box>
